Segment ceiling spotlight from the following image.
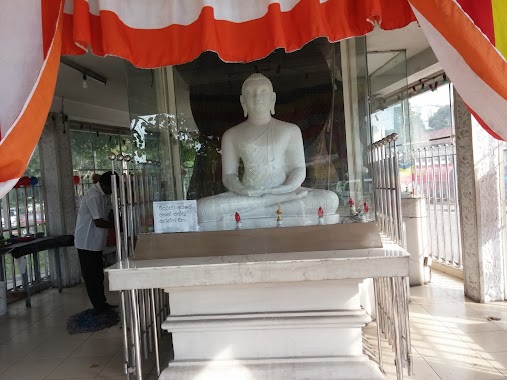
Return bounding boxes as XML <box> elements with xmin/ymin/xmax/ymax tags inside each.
<box><xmin>61</xmin><ymin>57</ymin><xmax>107</xmax><ymax>86</ymax></box>
<box><xmin>82</xmin><ymin>74</ymin><xmax>88</xmax><ymax>89</ymax></box>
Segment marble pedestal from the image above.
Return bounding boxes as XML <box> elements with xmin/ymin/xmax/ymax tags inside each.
<box><xmin>160</xmin><ymin>280</ymin><xmax>382</xmax><ymax>380</ymax></box>
<box><xmin>107</xmin><ymin>233</ymin><xmax>410</xmax><ymax>380</ymax></box>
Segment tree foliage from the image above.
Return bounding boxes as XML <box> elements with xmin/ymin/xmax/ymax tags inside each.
<box><xmin>428</xmin><ymin>105</ymin><xmax>451</xmax><ymax>131</ymax></box>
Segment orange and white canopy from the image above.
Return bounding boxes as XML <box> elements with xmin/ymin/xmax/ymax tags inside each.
<box><xmin>1</xmin><ymin>0</ymin><xmax>506</xmax><ymax>197</ymax></box>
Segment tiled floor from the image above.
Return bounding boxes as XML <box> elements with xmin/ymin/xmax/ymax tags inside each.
<box><xmin>0</xmin><ymin>270</ymin><xmax>506</xmax><ymax>379</ymax></box>
<box><xmin>365</xmin><ymin>271</ymin><xmax>507</xmax><ymax>380</ymax></box>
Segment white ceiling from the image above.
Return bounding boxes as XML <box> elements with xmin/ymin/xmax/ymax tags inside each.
<box><xmin>366</xmin><ymin>22</ymin><xmax>431</xmax><ymax>74</ymax></box>
<box><xmin>54</xmin><ymin>54</ymin><xmax>129</xmax><ymax>113</ymax></box>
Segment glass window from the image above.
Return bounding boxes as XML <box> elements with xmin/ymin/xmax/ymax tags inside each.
<box><xmin>70</xmin><ymin>125</ymin><xmax>143</xmax><ymax>181</ymax></box>
<box><xmin>127</xmin><ymin>38</ymin><xmax>374</xmax><ymax>232</ymax></box>
<box><xmin>409</xmin><ymin>83</ymin><xmax>453</xmax><ymax>147</ymax></box>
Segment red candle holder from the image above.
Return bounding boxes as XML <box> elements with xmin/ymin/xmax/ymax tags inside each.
<box><xmin>318</xmin><ymin>207</ymin><xmax>325</xmax><ymax>225</ymax></box>
<box><xmin>235</xmin><ymin>212</ymin><xmax>242</xmax><ymax>230</ymax></box>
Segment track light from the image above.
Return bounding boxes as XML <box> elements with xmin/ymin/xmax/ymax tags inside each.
<box><xmin>82</xmin><ymin>74</ymin><xmax>88</xmax><ymax>89</ymax></box>
<box><xmin>61</xmin><ymin>57</ymin><xmax>108</xmax><ymax>86</ymax></box>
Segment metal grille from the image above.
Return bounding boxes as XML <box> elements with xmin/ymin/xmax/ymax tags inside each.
<box><xmin>0</xmin><ymin>180</ymin><xmax>50</xmax><ymax>291</ymax></box>
<box><xmin>409</xmin><ymin>143</ymin><xmax>462</xmax><ymax>267</ymax></box>
<box><xmin>370</xmin><ymin>133</ymin><xmax>404</xmax><ymax>246</ymax></box>
<box><xmin>374</xmin><ymin>276</ymin><xmax>413</xmax><ymax>379</ymax></box>
<box><xmin>370</xmin><ymin>134</ymin><xmax>413</xmax><ymax>379</ymax></box>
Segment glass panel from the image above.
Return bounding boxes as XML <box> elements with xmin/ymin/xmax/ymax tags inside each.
<box><xmin>70</xmin><ymin>129</ymin><xmax>95</xmax><ymax>174</ymax></box>
<box><xmin>368</xmin><ymin>50</ymin><xmax>411</xmax><ymax>194</ymax></box>
<box><xmin>341</xmin><ymin>38</ymin><xmax>373</xmax><ymax>215</ymax></box>
<box><xmin>368</xmin><ymin>50</ymin><xmax>409</xmax><ymax>146</ymax></box>
<box><xmin>409</xmin><ymin>82</ymin><xmax>453</xmax><ymax>147</ymax></box>
<box><xmin>126</xmin><ymin>38</ymin><xmax>375</xmax><ymax>232</ymax></box>
<box><xmin>70</xmin><ymin>127</ymin><xmax>137</xmax><ymax>180</ymax></box>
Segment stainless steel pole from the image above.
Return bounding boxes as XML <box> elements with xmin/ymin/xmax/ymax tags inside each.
<box><xmin>444</xmin><ymin>145</ymin><xmax>455</xmax><ymax>264</ymax></box>
<box><xmin>373</xmin><ymin>279</ymin><xmax>384</xmax><ymax>372</ymax></box>
<box><xmin>436</xmin><ymin>146</ymin><xmax>447</xmax><ymax>262</ymax></box>
<box><xmin>109</xmin><ymin>154</ymin><xmax>123</xmax><ymax>265</ymax></box>
<box><xmin>450</xmin><ymin>143</ymin><xmax>463</xmax><ymax>267</ymax></box>
<box><xmin>15</xmin><ymin>189</ymin><xmax>21</xmax><ymax>236</ymax></box>
<box><xmin>131</xmin><ymin>290</ymin><xmax>143</xmax><ymax>380</ymax></box>
<box><xmin>423</xmin><ymin>148</ymin><xmax>433</xmax><ymax>258</ymax></box>
<box><xmin>391</xmin><ymin>278</ymin><xmax>403</xmax><ymax>380</ymax></box>
<box><xmin>31</xmin><ymin>186</ymin><xmax>37</xmax><ymax>233</ymax></box>
<box><xmin>430</xmin><ymin>147</ymin><xmax>441</xmax><ymax>261</ymax></box>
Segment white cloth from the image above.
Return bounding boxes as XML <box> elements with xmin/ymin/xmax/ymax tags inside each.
<box><xmin>74</xmin><ymin>183</ymin><xmax>111</xmax><ymax>251</ymax></box>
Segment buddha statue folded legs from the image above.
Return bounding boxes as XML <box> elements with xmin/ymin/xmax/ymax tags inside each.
<box><xmin>197</xmin><ymin>187</ymin><xmax>339</xmax><ymax>223</ymax></box>
<box><xmin>196</xmin><ymin>73</ymin><xmax>339</xmax><ymax>229</ymax></box>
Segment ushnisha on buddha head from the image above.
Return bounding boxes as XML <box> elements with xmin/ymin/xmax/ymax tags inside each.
<box><xmin>240</xmin><ymin>73</ymin><xmax>276</xmax><ymax>121</ymax></box>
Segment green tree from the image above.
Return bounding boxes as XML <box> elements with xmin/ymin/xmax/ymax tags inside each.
<box><xmin>428</xmin><ymin>105</ymin><xmax>451</xmax><ymax>131</ymax></box>
<box><xmin>409</xmin><ymin>106</ymin><xmax>426</xmax><ymax>142</ymax></box>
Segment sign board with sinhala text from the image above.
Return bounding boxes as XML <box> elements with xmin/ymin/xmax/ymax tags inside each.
<box><xmin>153</xmin><ymin>201</ymin><xmax>198</xmax><ymax>233</ymax></box>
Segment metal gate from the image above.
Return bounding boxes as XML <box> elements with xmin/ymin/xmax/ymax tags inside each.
<box><xmin>408</xmin><ymin>143</ymin><xmax>462</xmax><ymax>267</ymax></box>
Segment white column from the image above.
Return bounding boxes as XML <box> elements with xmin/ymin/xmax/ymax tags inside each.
<box><xmin>39</xmin><ymin>112</ymin><xmax>81</xmax><ymax>287</ymax></box>
<box><xmin>454</xmin><ymin>89</ymin><xmax>506</xmax><ymax>302</ymax></box>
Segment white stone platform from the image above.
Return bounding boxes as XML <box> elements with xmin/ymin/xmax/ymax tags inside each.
<box><xmin>107</xmin><ymin>242</ymin><xmax>409</xmax><ymax>380</ymax></box>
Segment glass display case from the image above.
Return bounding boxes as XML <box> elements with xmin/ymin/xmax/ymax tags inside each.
<box><xmin>126</xmin><ymin>37</ymin><xmax>374</xmax><ymax>232</ymax></box>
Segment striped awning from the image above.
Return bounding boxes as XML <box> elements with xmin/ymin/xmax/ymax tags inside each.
<box><xmin>0</xmin><ymin>0</ymin><xmax>506</xmax><ymax>197</ymax></box>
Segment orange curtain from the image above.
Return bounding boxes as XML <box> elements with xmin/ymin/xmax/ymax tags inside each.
<box><xmin>3</xmin><ymin>0</ymin><xmax>507</xmax><ymax>197</ymax></box>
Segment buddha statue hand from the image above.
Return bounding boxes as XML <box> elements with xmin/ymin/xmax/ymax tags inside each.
<box><xmin>267</xmin><ymin>184</ymin><xmax>296</xmax><ymax>195</ymax></box>
<box><xmin>237</xmin><ymin>188</ymin><xmax>268</xmax><ymax>197</ymax></box>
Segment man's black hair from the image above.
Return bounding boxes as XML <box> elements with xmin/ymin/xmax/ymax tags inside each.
<box><xmin>99</xmin><ymin>171</ymin><xmax>119</xmax><ymax>187</ymax></box>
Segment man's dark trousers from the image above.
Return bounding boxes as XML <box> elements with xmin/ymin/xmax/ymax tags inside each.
<box><xmin>77</xmin><ymin>249</ymin><xmax>106</xmax><ymax>310</ymax></box>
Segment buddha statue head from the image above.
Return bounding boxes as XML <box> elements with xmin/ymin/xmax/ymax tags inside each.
<box><xmin>240</xmin><ymin>73</ymin><xmax>276</xmax><ymax>120</ymax></box>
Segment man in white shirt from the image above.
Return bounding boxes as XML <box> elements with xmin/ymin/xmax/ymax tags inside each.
<box><xmin>75</xmin><ymin>171</ymin><xmax>117</xmax><ymax>314</ymax></box>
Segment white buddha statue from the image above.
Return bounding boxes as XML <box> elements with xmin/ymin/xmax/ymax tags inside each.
<box><xmin>197</xmin><ymin>74</ymin><xmax>339</xmax><ymax>229</ymax></box>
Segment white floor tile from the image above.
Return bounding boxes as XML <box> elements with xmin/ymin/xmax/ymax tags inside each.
<box><xmin>463</xmin><ymin>331</ymin><xmax>507</xmax><ymax>353</ymax></box>
<box><xmin>71</xmin><ymin>338</ymin><xmax>123</xmax><ymax>358</ymax></box>
<box><xmin>1</xmin><ymin>269</ymin><xmax>506</xmax><ymax>380</ymax></box>
<box><xmin>0</xmin><ymin>357</ymin><xmax>63</xmax><ymax>380</ymax></box>
<box><xmin>424</xmin><ymin>353</ymin><xmax>505</xmax><ymax>380</ymax></box>
<box><xmin>46</xmin><ymin>355</ymin><xmax>113</xmax><ymax>379</ymax></box>
<box><xmin>481</xmin><ymin>351</ymin><xmax>507</xmax><ymax>376</ymax></box>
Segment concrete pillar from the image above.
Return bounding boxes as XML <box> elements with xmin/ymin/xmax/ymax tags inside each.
<box><xmin>39</xmin><ymin>112</ymin><xmax>81</xmax><ymax>287</ymax></box>
<box><xmin>454</xmin><ymin>89</ymin><xmax>506</xmax><ymax>302</ymax></box>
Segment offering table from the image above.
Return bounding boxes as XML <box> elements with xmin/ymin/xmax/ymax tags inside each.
<box><xmin>106</xmin><ymin>224</ymin><xmax>410</xmax><ymax>380</ymax></box>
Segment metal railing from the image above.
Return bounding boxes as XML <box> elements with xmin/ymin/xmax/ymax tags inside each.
<box><xmin>374</xmin><ymin>276</ymin><xmax>413</xmax><ymax>379</ymax></box>
<box><xmin>405</xmin><ymin>144</ymin><xmax>462</xmax><ymax>267</ymax></box>
<box><xmin>370</xmin><ymin>134</ymin><xmax>413</xmax><ymax>379</ymax></box>
<box><xmin>370</xmin><ymin>133</ymin><xmax>404</xmax><ymax>246</ymax></box>
<box><xmin>0</xmin><ymin>179</ymin><xmax>50</xmax><ymax>292</ymax></box>
<box><xmin>110</xmin><ymin>147</ymin><xmax>414</xmax><ymax>379</ymax></box>
<box><xmin>109</xmin><ymin>154</ymin><xmax>167</xmax><ymax>379</ymax></box>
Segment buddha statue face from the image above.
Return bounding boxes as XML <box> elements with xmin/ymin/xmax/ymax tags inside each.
<box><xmin>240</xmin><ymin>74</ymin><xmax>276</xmax><ymax>119</ymax></box>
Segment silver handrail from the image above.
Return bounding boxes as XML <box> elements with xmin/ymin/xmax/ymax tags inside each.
<box><xmin>108</xmin><ymin>154</ymin><xmax>167</xmax><ymax>379</ymax></box>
